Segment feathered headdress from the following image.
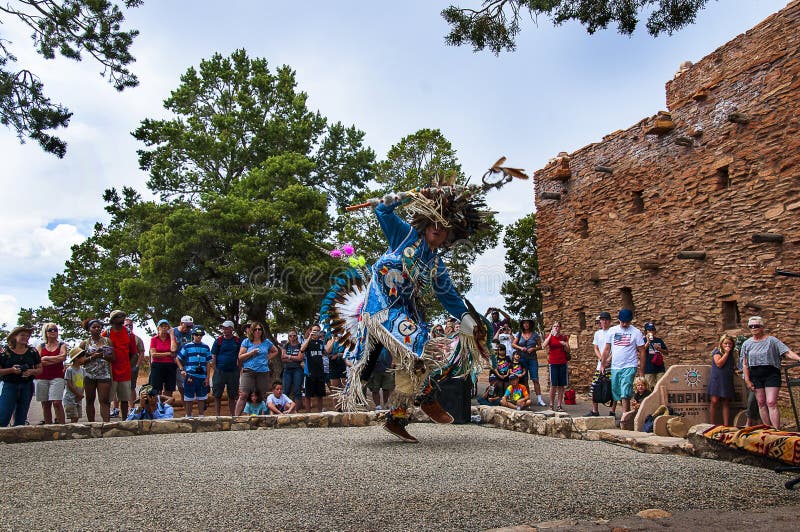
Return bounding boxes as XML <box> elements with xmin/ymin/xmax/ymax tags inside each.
<box><xmin>404</xmin><ymin>178</ymin><xmax>495</xmax><ymax>244</ymax></box>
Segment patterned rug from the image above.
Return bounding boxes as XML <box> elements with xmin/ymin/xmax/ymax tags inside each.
<box><xmin>703</xmin><ymin>425</ymin><xmax>800</xmax><ymax>465</ymax></box>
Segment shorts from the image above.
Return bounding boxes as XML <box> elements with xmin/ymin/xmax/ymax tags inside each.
<box><xmin>521</xmin><ymin>358</ymin><xmax>539</xmax><ymax>381</ymax></box>
<box><xmin>367</xmin><ymin>370</ymin><xmax>395</xmax><ymax>392</ymax></box>
<box><xmin>305</xmin><ymin>375</ymin><xmax>327</xmax><ymax>398</ymax></box>
<box><xmin>749</xmin><ymin>365</ymin><xmax>782</xmax><ymax>389</ymax></box>
<box><xmin>212</xmin><ymin>369</ymin><xmax>240</xmax><ymax>398</ymax></box>
<box><xmin>549</xmin><ymin>364</ymin><xmax>568</xmax><ymax>387</ymax></box>
<box><xmin>239</xmin><ymin>370</ymin><xmax>270</xmax><ymax>396</ymax></box>
<box><xmin>149</xmin><ymin>363</ymin><xmax>177</xmax><ymax>394</ymax></box>
<box><xmin>64</xmin><ymin>401</ymin><xmax>83</xmax><ymax>419</ymax></box>
<box><xmin>110</xmin><ymin>380</ymin><xmax>132</xmax><ymax>402</ymax></box>
<box><xmin>183</xmin><ymin>375</ymin><xmax>209</xmax><ymax>401</ymax></box>
<box><xmin>643</xmin><ymin>372</ymin><xmax>664</xmax><ymax>390</ymax></box>
<box><xmin>611</xmin><ymin>367</ymin><xmax>637</xmax><ymax>401</ymax></box>
<box><xmin>84</xmin><ymin>376</ymin><xmax>111</xmax><ymax>386</ymax></box>
<box><xmin>35</xmin><ymin>378</ymin><xmax>66</xmax><ymax>402</ymax></box>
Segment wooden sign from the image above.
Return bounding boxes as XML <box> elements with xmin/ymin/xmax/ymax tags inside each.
<box><xmin>634</xmin><ymin>364</ymin><xmax>748</xmax><ymax>431</ymax></box>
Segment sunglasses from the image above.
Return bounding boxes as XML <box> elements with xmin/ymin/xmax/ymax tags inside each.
<box><xmin>748</xmin><ymin>324</ymin><xmax>763</xmax><ymax>329</ymax></box>
<box><xmin>288</xmin><ymin>334</ymin><xmax>297</xmax><ymax>337</ymax></box>
<box><xmin>46</xmin><ymin>328</ymin><xmax>58</xmax><ymax>332</ymax></box>
<box><xmin>254</xmin><ymin>327</ymin><xmax>264</xmax><ymax>331</ymax></box>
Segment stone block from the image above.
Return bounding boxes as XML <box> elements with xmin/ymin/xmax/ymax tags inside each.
<box><xmin>149</xmin><ymin>420</ymin><xmax>193</xmax><ymax>434</ymax></box>
<box><xmin>192</xmin><ymin>418</ymin><xmax>220</xmax><ymax>433</ymax></box>
<box><xmin>637</xmin><ymin>509</ymin><xmax>672</xmax><ymax>519</ymax></box>
<box><xmin>572</xmin><ymin>416</ymin><xmax>617</xmax><ymax>432</ymax></box>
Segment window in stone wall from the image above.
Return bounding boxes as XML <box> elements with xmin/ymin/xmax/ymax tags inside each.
<box><xmin>716</xmin><ymin>165</ymin><xmax>731</xmax><ymax>190</ymax></box>
<box><xmin>578</xmin><ymin>310</ymin><xmax>587</xmax><ymax>331</ymax></box>
<box><xmin>620</xmin><ymin>287</ymin><xmax>635</xmax><ymax>315</ymax></box>
<box><xmin>577</xmin><ymin>217</ymin><xmax>589</xmax><ymax>238</ymax></box>
<box><xmin>631</xmin><ymin>190</ymin><xmax>644</xmax><ymax>213</ymax></box>
<box><xmin>722</xmin><ymin>300</ymin><xmax>740</xmax><ymax>329</ymax></box>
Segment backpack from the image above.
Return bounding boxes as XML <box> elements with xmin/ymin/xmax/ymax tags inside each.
<box><xmin>216</xmin><ymin>335</ymin><xmax>241</xmax><ymax>346</ymax></box>
<box><xmin>592</xmin><ymin>373</ymin><xmax>613</xmax><ymax>405</ymax></box>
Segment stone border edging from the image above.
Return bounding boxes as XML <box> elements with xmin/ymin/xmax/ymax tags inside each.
<box><xmin>0</xmin><ymin>411</ymin><xmax>385</xmax><ymax>444</ymax></box>
<box><xmin>0</xmin><ymin>405</ymin><xmax>791</xmax><ymax>471</ymax></box>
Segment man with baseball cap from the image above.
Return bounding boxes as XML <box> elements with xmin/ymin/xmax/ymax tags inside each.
<box><xmin>211</xmin><ymin>320</ymin><xmax>240</xmax><ymax>416</ymax></box>
<box><xmin>177</xmin><ymin>325</ymin><xmax>211</xmax><ymax>417</ymax></box>
<box><xmin>587</xmin><ymin>311</ymin><xmax>615</xmax><ymax>416</ymax></box>
<box><xmin>642</xmin><ymin>321</ymin><xmax>668</xmax><ymax>389</ymax></box>
<box><xmin>601</xmin><ymin>309</ymin><xmax>645</xmax><ymax>414</ymax></box>
<box><xmin>102</xmin><ymin>310</ymin><xmax>138</xmax><ymax>419</ymax></box>
<box><xmin>170</xmin><ymin>315</ymin><xmax>194</xmax><ymax>397</ymax></box>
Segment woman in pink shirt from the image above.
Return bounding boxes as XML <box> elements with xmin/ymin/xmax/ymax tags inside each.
<box><xmin>35</xmin><ymin>323</ymin><xmax>67</xmax><ymax>424</ymax></box>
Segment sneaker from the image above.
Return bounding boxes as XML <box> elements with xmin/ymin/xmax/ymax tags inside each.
<box><xmin>537</xmin><ymin>399</ymin><xmax>547</xmax><ymax>407</ymax></box>
<box><xmin>556</xmin><ymin>405</ymin><xmax>565</xmax><ymax>412</ymax></box>
<box><xmin>374</xmin><ymin>405</ymin><xmax>384</xmax><ymax>411</ymax></box>
<box><xmin>383</xmin><ymin>420</ymin><xmax>419</xmax><ymax>443</ymax></box>
<box><xmin>109</xmin><ymin>408</ymin><xmax>120</xmax><ymax>418</ymax></box>
<box><xmin>608</xmin><ymin>411</ymin><xmax>617</xmax><ymax>417</ymax></box>
<box><xmin>585</xmin><ymin>411</ymin><xmax>600</xmax><ymax>417</ymax></box>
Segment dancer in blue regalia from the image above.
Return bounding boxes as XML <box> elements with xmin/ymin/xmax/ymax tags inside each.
<box><xmin>321</xmin><ymin>182</ymin><xmax>495</xmax><ymax>443</ymax></box>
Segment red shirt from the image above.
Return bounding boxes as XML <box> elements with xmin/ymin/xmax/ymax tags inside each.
<box><xmin>104</xmin><ymin>327</ymin><xmax>136</xmax><ymax>382</ymax></box>
<box><xmin>547</xmin><ymin>334</ymin><xmax>569</xmax><ymax>365</ymax></box>
<box><xmin>150</xmin><ymin>335</ymin><xmax>174</xmax><ymax>364</ymax></box>
<box><xmin>39</xmin><ymin>342</ymin><xmax>65</xmax><ymax>380</ymax></box>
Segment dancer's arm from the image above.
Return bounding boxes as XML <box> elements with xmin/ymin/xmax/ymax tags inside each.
<box><xmin>375</xmin><ymin>201</ymin><xmax>414</xmax><ymax>250</ymax></box>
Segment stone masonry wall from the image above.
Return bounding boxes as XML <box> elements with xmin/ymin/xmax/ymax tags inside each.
<box><xmin>534</xmin><ymin>1</ymin><xmax>800</xmax><ymax>390</ymax></box>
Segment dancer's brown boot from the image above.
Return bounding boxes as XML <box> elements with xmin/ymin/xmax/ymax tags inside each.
<box><xmin>421</xmin><ymin>400</ymin><xmax>454</xmax><ymax>424</ymax></box>
<box><xmin>383</xmin><ymin>419</ymin><xmax>419</xmax><ymax>443</ymax></box>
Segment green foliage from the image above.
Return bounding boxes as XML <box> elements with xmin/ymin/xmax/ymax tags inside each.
<box><xmin>0</xmin><ymin>322</ymin><xmax>8</xmax><ymax>345</ymax></box>
<box><xmin>0</xmin><ymin>0</ymin><xmax>141</xmax><ymax>156</ymax></box>
<box><xmin>500</xmin><ymin>212</ymin><xmax>541</xmax><ymax>326</ymax></box>
<box><xmin>45</xmin><ymin>50</ymin><xmax>375</xmax><ymax>332</ymax></box>
<box><xmin>442</xmin><ymin>0</ymin><xmax>712</xmax><ymax>53</ymax></box>
<box><xmin>133</xmin><ymin>49</ymin><xmax>374</xmax><ymax>207</ymax></box>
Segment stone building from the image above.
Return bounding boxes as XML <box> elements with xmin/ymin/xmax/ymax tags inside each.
<box><xmin>534</xmin><ymin>1</ymin><xmax>800</xmax><ymax>389</ymax></box>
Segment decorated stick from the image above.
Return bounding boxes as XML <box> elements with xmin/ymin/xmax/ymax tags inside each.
<box><xmin>343</xmin><ymin>157</ymin><xmax>529</xmax><ymax>212</ymax></box>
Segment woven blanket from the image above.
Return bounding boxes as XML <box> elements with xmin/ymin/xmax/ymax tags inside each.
<box><xmin>703</xmin><ymin>425</ymin><xmax>800</xmax><ymax>466</ymax></box>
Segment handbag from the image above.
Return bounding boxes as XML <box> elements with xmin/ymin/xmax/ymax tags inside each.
<box><xmin>592</xmin><ymin>373</ymin><xmax>613</xmax><ymax>405</ymax></box>
<box><xmin>564</xmin><ymin>388</ymin><xmax>576</xmax><ymax>405</ymax></box>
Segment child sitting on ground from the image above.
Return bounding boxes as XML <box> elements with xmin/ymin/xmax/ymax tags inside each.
<box><xmin>63</xmin><ymin>347</ymin><xmax>88</xmax><ymax>423</ymax></box>
<box><xmin>501</xmin><ymin>373</ymin><xmax>531</xmax><ymax>410</ymax></box>
<box><xmin>620</xmin><ymin>376</ymin><xmax>651</xmax><ymax>430</ymax></box>
<box><xmin>478</xmin><ymin>374</ymin><xmax>503</xmax><ymax>406</ymax></box>
<box><xmin>243</xmin><ymin>390</ymin><xmax>267</xmax><ymax>416</ymax></box>
<box><xmin>266</xmin><ymin>382</ymin><xmax>297</xmax><ymax>414</ymax></box>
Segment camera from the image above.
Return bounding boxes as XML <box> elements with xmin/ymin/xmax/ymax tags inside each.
<box><xmin>16</xmin><ymin>363</ymin><xmax>31</xmax><ymax>372</ymax></box>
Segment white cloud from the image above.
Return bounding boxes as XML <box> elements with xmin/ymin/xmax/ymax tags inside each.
<box><xmin>0</xmin><ymin>295</ymin><xmax>19</xmax><ymax>327</ymax></box>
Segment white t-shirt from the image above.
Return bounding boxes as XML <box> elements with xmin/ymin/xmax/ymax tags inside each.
<box><xmin>497</xmin><ymin>333</ymin><xmax>514</xmax><ymax>356</ymax></box>
<box><xmin>592</xmin><ymin>328</ymin><xmax>614</xmax><ymax>371</ymax></box>
<box><xmin>267</xmin><ymin>393</ymin><xmax>293</xmax><ymax>412</ymax></box>
<box><xmin>605</xmin><ymin>325</ymin><xmax>645</xmax><ymax>369</ymax></box>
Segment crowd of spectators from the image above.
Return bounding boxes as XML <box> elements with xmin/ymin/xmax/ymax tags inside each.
<box><xmin>1</xmin><ymin>306</ymin><xmax>799</xmax><ymax>430</ymax></box>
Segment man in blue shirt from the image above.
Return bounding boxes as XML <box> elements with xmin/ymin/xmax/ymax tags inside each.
<box><xmin>177</xmin><ymin>326</ymin><xmax>211</xmax><ymax>417</ymax></box>
<box><xmin>211</xmin><ymin>320</ymin><xmax>240</xmax><ymax>416</ymax></box>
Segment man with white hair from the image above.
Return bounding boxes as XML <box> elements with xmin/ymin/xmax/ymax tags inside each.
<box><xmin>741</xmin><ymin>316</ymin><xmax>800</xmax><ymax>427</ymax></box>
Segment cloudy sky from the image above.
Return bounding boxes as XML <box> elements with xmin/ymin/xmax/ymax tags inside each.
<box><xmin>0</xmin><ymin>0</ymin><xmax>790</xmax><ymax>327</ymax></box>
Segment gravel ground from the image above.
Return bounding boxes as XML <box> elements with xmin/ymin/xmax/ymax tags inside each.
<box><xmin>1</xmin><ymin>424</ymin><xmax>798</xmax><ymax>531</ymax></box>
